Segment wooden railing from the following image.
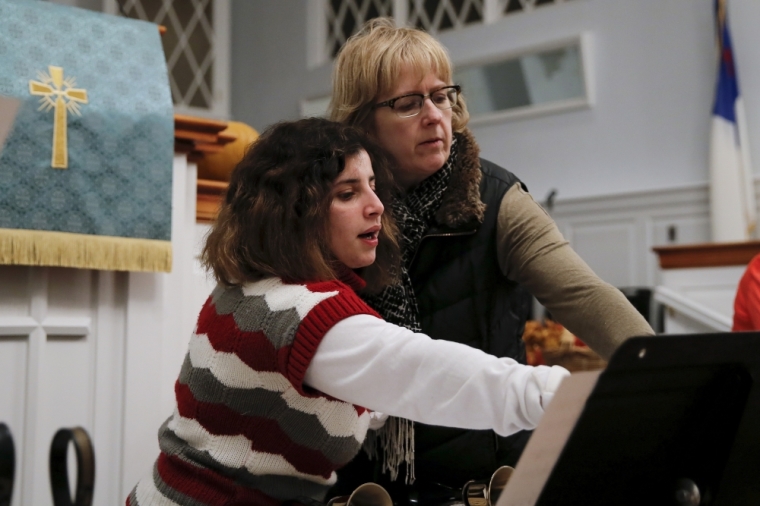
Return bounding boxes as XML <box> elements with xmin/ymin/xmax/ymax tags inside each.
<box><xmin>652</xmin><ymin>241</ymin><xmax>760</xmax><ymax>269</ymax></box>
<box><xmin>196</xmin><ymin>179</ymin><xmax>228</xmax><ymax>223</ymax></box>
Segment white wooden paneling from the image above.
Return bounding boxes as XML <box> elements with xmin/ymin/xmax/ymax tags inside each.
<box><xmin>654</xmin><ymin>264</ymin><xmax>742</xmax><ymax>334</ymax></box>
<box><xmin>0</xmin><ymin>267</ymin><xmax>108</xmax><ymax>506</ymax></box>
<box><xmin>665</xmin><ymin>309</ymin><xmax>720</xmax><ymax>334</ymax></box>
<box><xmin>564</xmin><ymin>220</ymin><xmax>638</xmax><ymax>287</ymax></box>
<box><xmin>121</xmin><ymin>154</ymin><xmax>198</xmax><ymax>494</ymax></box>
<box><xmin>192</xmin><ymin>222</ymin><xmax>216</xmax><ymax>317</ymax></box>
<box><xmin>121</xmin><ymin>271</ymin><xmax>165</xmax><ymax>496</ymax></box>
<box><xmin>551</xmin><ymin>179</ymin><xmax>760</xmax><ymax>333</ymax></box>
<box><xmin>91</xmin><ymin>270</ymin><xmax>128</xmax><ymax>504</ymax></box>
<box><xmin>650</xmin><ymin>216</ymin><xmax>710</xmax><ymax>249</ymax></box>
<box><xmin>551</xmin><ymin>181</ymin><xmax>743</xmax><ymax>290</ymax></box>
<box><xmin>0</xmin><ymin>153</ymin><xmax>201</xmax><ymax>504</ymax></box>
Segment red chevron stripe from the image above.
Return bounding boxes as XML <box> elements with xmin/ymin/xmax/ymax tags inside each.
<box><xmin>175</xmin><ymin>383</ymin><xmax>349</xmax><ymax>477</ymax></box>
<box><xmin>156</xmin><ymin>452</ymin><xmax>279</xmax><ymax>506</ymax></box>
<box><xmin>197</xmin><ymin>304</ymin><xmax>281</xmax><ymax>373</ymax></box>
<box><xmin>306</xmin><ymin>279</ymin><xmax>355</xmax><ymax>293</ymax></box>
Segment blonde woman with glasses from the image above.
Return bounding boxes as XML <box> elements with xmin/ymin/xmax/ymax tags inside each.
<box><xmin>329</xmin><ymin>17</ymin><xmax>654</xmax><ymax>502</ymax></box>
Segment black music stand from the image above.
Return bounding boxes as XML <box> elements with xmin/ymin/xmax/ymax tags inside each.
<box><xmin>499</xmin><ymin>332</ymin><xmax>760</xmax><ymax>506</ymax></box>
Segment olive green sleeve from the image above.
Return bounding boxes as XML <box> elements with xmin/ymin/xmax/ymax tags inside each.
<box><xmin>496</xmin><ymin>184</ymin><xmax>654</xmax><ymax>360</ymax></box>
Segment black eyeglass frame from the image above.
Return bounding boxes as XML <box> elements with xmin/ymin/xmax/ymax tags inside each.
<box><xmin>372</xmin><ymin>85</ymin><xmax>461</xmax><ymax>117</ymax></box>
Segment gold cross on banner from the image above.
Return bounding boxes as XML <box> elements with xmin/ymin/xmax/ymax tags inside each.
<box><xmin>29</xmin><ymin>66</ymin><xmax>88</xmax><ymax>169</ymax></box>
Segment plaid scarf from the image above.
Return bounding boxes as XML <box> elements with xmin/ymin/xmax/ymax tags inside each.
<box><xmin>364</xmin><ymin>137</ymin><xmax>457</xmax><ymax>331</ymax></box>
<box><xmin>361</xmin><ymin>138</ymin><xmax>458</xmax><ymax>484</ymax></box>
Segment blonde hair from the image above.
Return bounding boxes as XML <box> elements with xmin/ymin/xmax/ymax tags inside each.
<box><xmin>329</xmin><ymin>18</ymin><xmax>469</xmax><ymax>132</ymax></box>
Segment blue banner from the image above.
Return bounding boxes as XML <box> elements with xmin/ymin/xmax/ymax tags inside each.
<box><xmin>0</xmin><ymin>0</ymin><xmax>173</xmax><ymax>245</ymax></box>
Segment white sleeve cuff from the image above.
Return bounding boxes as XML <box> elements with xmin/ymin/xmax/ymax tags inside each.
<box><xmin>536</xmin><ymin>365</ymin><xmax>571</xmax><ymax>410</ymax></box>
<box><xmin>368</xmin><ymin>411</ymin><xmax>389</xmax><ymax>430</ymax></box>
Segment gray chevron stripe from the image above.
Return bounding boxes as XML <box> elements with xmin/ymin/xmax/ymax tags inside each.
<box><xmin>210</xmin><ymin>285</ymin><xmax>306</xmax><ymax>349</ymax></box>
<box><xmin>158</xmin><ymin>421</ymin><xmax>331</xmax><ymax>502</ymax></box>
<box><xmin>210</xmin><ymin>283</ymin><xmax>239</xmax><ymax>309</ymax></box>
<box><xmin>178</xmin><ymin>356</ymin><xmax>362</xmax><ymax>464</ymax></box>
<box><xmin>232</xmin><ymin>297</ymin><xmax>302</xmax><ymax>346</ymax></box>
<box><xmin>128</xmin><ymin>487</ymin><xmax>140</xmax><ymax>505</ymax></box>
<box><xmin>152</xmin><ymin>460</ymin><xmax>207</xmax><ymax>506</ymax></box>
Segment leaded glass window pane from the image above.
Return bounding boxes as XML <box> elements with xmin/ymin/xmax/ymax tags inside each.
<box><xmin>408</xmin><ymin>0</ymin><xmax>483</xmax><ymax>34</ymax></box>
<box><xmin>116</xmin><ymin>0</ymin><xmax>214</xmax><ymax>110</ymax></box>
<box><xmin>327</xmin><ymin>0</ymin><xmax>394</xmax><ymax>58</ymax></box>
<box><xmin>501</xmin><ymin>0</ymin><xmax>571</xmax><ymax>15</ymax></box>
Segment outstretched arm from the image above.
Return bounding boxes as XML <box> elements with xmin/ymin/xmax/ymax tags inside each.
<box><xmin>304</xmin><ymin>315</ymin><xmax>568</xmax><ymax>437</ymax></box>
<box><xmin>496</xmin><ymin>184</ymin><xmax>654</xmax><ymax>360</ymax></box>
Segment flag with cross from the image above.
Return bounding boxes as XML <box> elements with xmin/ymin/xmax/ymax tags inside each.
<box><xmin>709</xmin><ymin>0</ymin><xmax>757</xmax><ymax>242</ymax></box>
<box><xmin>0</xmin><ymin>0</ymin><xmax>174</xmax><ymax>272</ymax></box>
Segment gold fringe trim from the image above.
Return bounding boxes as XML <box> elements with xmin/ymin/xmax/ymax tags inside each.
<box><xmin>0</xmin><ymin>228</ymin><xmax>172</xmax><ymax>272</ymax></box>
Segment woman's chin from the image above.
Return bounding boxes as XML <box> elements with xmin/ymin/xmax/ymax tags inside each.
<box><xmin>349</xmin><ymin>254</ymin><xmax>376</xmax><ymax>270</ymax></box>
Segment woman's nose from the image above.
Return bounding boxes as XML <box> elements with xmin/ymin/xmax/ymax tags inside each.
<box><xmin>420</xmin><ymin>97</ymin><xmax>443</xmax><ymax>123</ymax></box>
<box><xmin>366</xmin><ymin>191</ymin><xmax>384</xmax><ymax>216</ymax></box>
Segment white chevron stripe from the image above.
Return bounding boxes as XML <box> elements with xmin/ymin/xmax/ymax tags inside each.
<box><xmin>188</xmin><ymin>332</ymin><xmax>370</xmax><ymax>441</ymax></box>
<box><xmin>134</xmin><ymin>472</ymin><xmax>182</xmax><ymax>506</ymax></box>
<box><xmin>189</xmin><ymin>330</ymin><xmax>292</xmax><ymax>391</ymax></box>
<box><xmin>168</xmin><ymin>413</ymin><xmax>338</xmax><ymax>486</ymax></box>
<box><xmin>242</xmin><ymin>278</ymin><xmax>339</xmax><ymax>319</ymax></box>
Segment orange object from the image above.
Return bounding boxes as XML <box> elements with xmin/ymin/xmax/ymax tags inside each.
<box><xmin>522</xmin><ymin>319</ymin><xmax>606</xmax><ymax>372</ymax></box>
<box><xmin>527</xmin><ymin>346</ymin><xmax>545</xmax><ymax>366</ymax></box>
<box><xmin>197</xmin><ymin>121</ymin><xmax>259</xmax><ymax>181</ymax></box>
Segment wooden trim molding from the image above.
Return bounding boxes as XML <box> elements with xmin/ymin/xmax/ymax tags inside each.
<box><xmin>173</xmin><ymin>114</ymin><xmax>232</xmax><ymax>223</ymax></box>
<box><xmin>653</xmin><ymin>241</ymin><xmax>760</xmax><ymax>269</ymax></box>
<box><xmin>196</xmin><ymin>179</ymin><xmax>227</xmax><ymax>224</ymax></box>
<box><xmin>174</xmin><ymin>114</ymin><xmax>236</xmax><ymax>163</ymax></box>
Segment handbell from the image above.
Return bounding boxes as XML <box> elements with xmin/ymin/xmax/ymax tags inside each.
<box><xmin>326</xmin><ymin>482</ymin><xmax>393</xmax><ymax>506</ymax></box>
<box><xmin>462</xmin><ymin>465</ymin><xmax>514</xmax><ymax>506</ymax></box>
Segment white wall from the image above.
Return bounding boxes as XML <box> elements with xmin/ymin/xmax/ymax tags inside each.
<box><xmin>231</xmin><ymin>0</ymin><xmax>332</xmax><ymax>133</ymax></box>
<box><xmin>230</xmin><ymin>0</ymin><xmax>760</xmax><ymax>202</ymax></box>
<box><xmin>449</xmin><ymin>0</ymin><xmax>716</xmax><ymax>201</ymax></box>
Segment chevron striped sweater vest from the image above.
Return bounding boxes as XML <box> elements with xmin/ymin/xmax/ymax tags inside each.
<box><xmin>127</xmin><ymin>275</ymin><xmax>380</xmax><ymax>506</ymax></box>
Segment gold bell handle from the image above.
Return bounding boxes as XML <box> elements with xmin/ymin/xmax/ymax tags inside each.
<box><xmin>326</xmin><ymin>482</ymin><xmax>393</xmax><ymax>506</ymax></box>
<box><xmin>462</xmin><ymin>465</ymin><xmax>515</xmax><ymax>506</ymax></box>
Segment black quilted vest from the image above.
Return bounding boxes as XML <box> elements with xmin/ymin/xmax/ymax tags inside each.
<box><xmin>410</xmin><ymin>158</ymin><xmax>534</xmax><ymax>486</ymax></box>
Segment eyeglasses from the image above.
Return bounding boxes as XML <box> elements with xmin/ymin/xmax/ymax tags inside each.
<box><xmin>373</xmin><ymin>85</ymin><xmax>461</xmax><ymax>118</ymax></box>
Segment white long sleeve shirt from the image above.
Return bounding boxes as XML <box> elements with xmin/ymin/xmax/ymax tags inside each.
<box><xmin>304</xmin><ymin>314</ymin><xmax>569</xmax><ymax>437</ymax></box>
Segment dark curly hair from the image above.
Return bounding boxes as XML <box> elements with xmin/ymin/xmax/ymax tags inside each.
<box><xmin>201</xmin><ymin>117</ymin><xmax>400</xmax><ymax>293</ymax></box>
